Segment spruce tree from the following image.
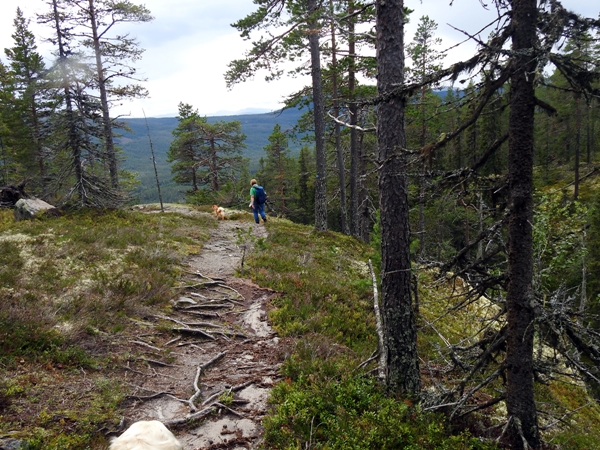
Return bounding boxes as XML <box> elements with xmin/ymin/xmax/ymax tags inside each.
<box><xmin>261</xmin><ymin>124</ymin><xmax>293</xmax><ymax>216</ymax></box>
<box><xmin>3</xmin><ymin>8</ymin><xmax>51</xmax><ymax>194</ymax></box>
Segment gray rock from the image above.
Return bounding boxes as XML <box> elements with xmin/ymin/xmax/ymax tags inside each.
<box><xmin>0</xmin><ymin>438</ymin><xmax>28</xmax><ymax>450</ymax></box>
<box><xmin>14</xmin><ymin>198</ymin><xmax>60</xmax><ymax>221</ymax></box>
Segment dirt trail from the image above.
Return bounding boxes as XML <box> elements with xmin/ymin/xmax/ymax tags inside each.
<box><xmin>121</xmin><ymin>206</ymin><xmax>281</xmax><ymax>449</ymax></box>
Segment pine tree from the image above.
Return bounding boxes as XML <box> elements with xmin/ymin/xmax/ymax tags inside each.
<box><xmin>376</xmin><ymin>0</ymin><xmax>421</xmax><ymax>396</ymax></box>
<box><xmin>66</xmin><ymin>0</ymin><xmax>152</xmax><ymax>189</ymax></box>
<box><xmin>37</xmin><ymin>0</ymin><xmax>116</xmax><ymax>207</ymax></box>
<box><xmin>227</xmin><ymin>0</ymin><xmax>329</xmax><ymax>231</ymax></box>
<box><xmin>167</xmin><ymin>103</ymin><xmax>246</xmax><ymax>195</ymax></box>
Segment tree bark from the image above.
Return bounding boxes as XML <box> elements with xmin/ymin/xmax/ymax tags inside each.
<box><xmin>308</xmin><ymin>0</ymin><xmax>327</xmax><ymax>231</ymax></box>
<box><xmin>505</xmin><ymin>0</ymin><xmax>540</xmax><ymax>446</ymax></box>
<box><xmin>348</xmin><ymin>4</ymin><xmax>360</xmax><ymax>239</ymax></box>
<box><xmin>329</xmin><ymin>0</ymin><xmax>349</xmax><ymax>235</ymax></box>
<box><xmin>375</xmin><ymin>0</ymin><xmax>420</xmax><ymax>396</ymax></box>
<box><xmin>88</xmin><ymin>0</ymin><xmax>119</xmax><ymax>189</ymax></box>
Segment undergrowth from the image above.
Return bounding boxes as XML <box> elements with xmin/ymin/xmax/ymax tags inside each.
<box><xmin>245</xmin><ymin>218</ymin><xmax>497</xmax><ymax>449</ymax></box>
<box><xmin>0</xmin><ymin>205</ymin><xmax>214</xmax><ymax>448</ymax></box>
<box><xmin>246</xmin><ymin>218</ymin><xmax>600</xmax><ymax>449</ymax></box>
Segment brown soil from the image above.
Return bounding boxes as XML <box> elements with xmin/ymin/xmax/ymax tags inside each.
<box><xmin>119</xmin><ymin>205</ymin><xmax>282</xmax><ymax>449</ymax></box>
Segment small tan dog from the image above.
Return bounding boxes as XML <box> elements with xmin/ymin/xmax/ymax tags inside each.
<box><xmin>212</xmin><ymin>204</ymin><xmax>226</xmax><ymax>220</ymax></box>
<box><xmin>109</xmin><ymin>420</ymin><xmax>182</xmax><ymax>450</ymax></box>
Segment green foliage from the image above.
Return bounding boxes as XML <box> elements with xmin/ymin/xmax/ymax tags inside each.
<box><xmin>1</xmin><ymin>8</ymin><xmax>50</xmax><ymax>192</ymax></box>
<box><xmin>264</xmin><ymin>374</ymin><xmax>495</xmax><ymax>450</ymax></box>
<box><xmin>536</xmin><ymin>380</ymin><xmax>600</xmax><ymax>449</ymax></box>
<box><xmin>245</xmin><ymin>219</ymin><xmax>498</xmax><ymax>447</ymax></box>
<box><xmin>532</xmin><ymin>191</ymin><xmax>588</xmax><ymax>293</ymax></box>
<box><xmin>254</xmin><ymin>124</ymin><xmax>298</xmax><ymax>217</ymax></box>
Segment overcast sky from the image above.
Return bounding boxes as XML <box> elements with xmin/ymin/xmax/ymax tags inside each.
<box><xmin>0</xmin><ymin>0</ymin><xmax>598</xmax><ymax>118</ymax></box>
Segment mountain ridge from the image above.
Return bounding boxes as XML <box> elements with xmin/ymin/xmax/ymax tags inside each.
<box><xmin>118</xmin><ymin>107</ymin><xmax>304</xmax><ymax>203</ymax></box>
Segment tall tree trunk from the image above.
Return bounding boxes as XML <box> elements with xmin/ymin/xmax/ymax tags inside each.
<box><xmin>418</xmin><ymin>83</ymin><xmax>426</xmax><ymax>260</ymax></box>
<box><xmin>375</xmin><ymin>0</ymin><xmax>420</xmax><ymax>396</ymax></box>
<box><xmin>308</xmin><ymin>0</ymin><xmax>327</xmax><ymax>231</ymax></box>
<box><xmin>210</xmin><ymin>139</ymin><xmax>219</xmax><ymax>191</ymax></box>
<box><xmin>88</xmin><ymin>0</ymin><xmax>119</xmax><ymax>189</ymax></box>
<box><xmin>330</xmin><ymin>0</ymin><xmax>349</xmax><ymax>235</ymax></box>
<box><xmin>586</xmin><ymin>103</ymin><xmax>591</xmax><ymax>164</ymax></box>
<box><xmin>574</xmin><ymin>95</ymin><xmax>581</xmax><ymax>200</ymax></box>
<box><xmin>348</xmin><ymin>3</ymin><xmax>360</xmax><ymax>239</ymax></box>
<box><xmin>51</xmin><ymin>0</ymin><xmax>85</xmax><ymax>204</ymax></box>
<box><xmin>277</xmin><ymin>149</ymin><xmax>286</xmax><ymax>213</ymax></box>
<box><xmin>506</xmin><ymin>0</ymin><xmax>540</xmax><ymax>446</ymax></box>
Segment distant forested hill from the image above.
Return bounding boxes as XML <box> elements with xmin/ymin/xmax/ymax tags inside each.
<box><xmin>118</xmin><ymin>108</ymin><xmax>304</xmax><ymax>203</ymax></box>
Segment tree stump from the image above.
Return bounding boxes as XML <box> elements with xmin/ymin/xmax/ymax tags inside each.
<box><xmin>0</xmin><ymin>182</ymin><xmax>28</xmax><ymax>207</ymax></box>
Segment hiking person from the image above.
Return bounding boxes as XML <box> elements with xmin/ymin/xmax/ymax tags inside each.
<box><xmin>249</xmin><ymin>179</ymin><xmax>268</xmax><ymax>224</ymax></box>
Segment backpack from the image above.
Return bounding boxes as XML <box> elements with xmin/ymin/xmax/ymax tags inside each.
<box><xmin>254</xmin><ymin>185</ymin><xmax>267</xmax><ymax>205</ymax></box>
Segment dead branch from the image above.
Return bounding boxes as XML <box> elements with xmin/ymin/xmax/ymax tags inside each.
<box><xmin>368</xmin><ymin>259</ymin><xmax>386</xmax><ymax>381</ymax></box>
<box><xmin>214</xmin><ymin>402</ymin><xmax>244</xmax><ymax>418</ymax></box>
<box><xmin>163</xmin><ymin>405</ymin><xmax>216</xmax><ymax>428</ymax></box>
<box><xmin>187</xmin><ymin>351</ymin><xmax>229</xmax><ymax>412</ymax></box>
<box><xmin>201</xmin><ymin>380</ymin><xmax>254</xmax><ymax>406</ymax></box>
<box><xmin>219</xmin><ymin>330</ymin><xmax>250</xmax><ymax>339</ymax></box>
<box><xmin>456</xmin><ymin>394</ymin><xmax>506</xmax><ymax>419</ymax></box>
<box><xmin>183</xmin><ymin>266</ymin><xmax>226</xmax><ymax>283</ymax></box>
<box><xmin>182</xmin><ymin>310</ymin><xmax>221</xmax><ymax>319</ymax></box>
<box><xmin>327</xmin><ymin>111</ymin><xmax>376</xmax><ymax>132</ymax></box>
<box><xmin>199</xmin><ymin>351</ymin><xmax>228</xmax><ymax>372</ymax></box>
<box><xmin>123</xmin><ymin>362</ymin><xmax>151</xmax><ymax>376</ymax></box>
<box><xmin>172</xmin><ymin>327</ymin><xmax>216</xmax><ymax>340</ymax></box>
<box><xmin>355</xmin><ymin>349</ymin><xmax>379</xmax><ymax>372</ymax></box>
<box><xmin>450</xmin><ymin>365</ymin><xmax>506</xmax><ymax>420</ymax></box>
<box><xmin>180</xmin><ymin>303</ymin><xmax>233</xmax><ymax>311</ymax></box>
<box><xmin>139</xmin><ymin>357</ymin><xmax>177</xmax><ymax>367</ymax></box>
<box><xmin>176</xmin><ymin>341</ymin><xmax>205</xmax><ymax>349</ymax></box>
<box><xmin>126</xmin><ymin>390</ymin><xmax>176</xmax><ymax>401</ymax></box>
<box><xmin>163</xmin><ymin>356</ymin><xmax>248</xmax><ymax>427</ymax></box>
<box><xmin>154</xmin><ymin>315</ymin><xmax>189</xmax><ymax>328</ymax></box>
<box><xmin>217</xmin><ymin>284</ymin><xmax>244</xmax><ymax>299</ymax></box>
<box><xmin>223</xmin><ymin>298</ymin><xmax>245</xmax><ymax>306</ymax></box>
<box><xmin>172</xmin><ymin>281</ymin><xmax>222</xmax><ymax>290</ymax></box>
<box><xmin>130</xmin><ymin>340</ymin><xmax>163</xmax><ymax>352</ymax></box>
<box><xmin>539</xmin><ymin>402</ymin><xmax>593</xmax><ymax>431</ymax></box>
<box><xmin>184</xmin><ymin>321</ymin><xmax>224</xmax><ymax>329</ymax></box>
<box><xmin>165</xmin><ymin>337</ymin><xmax>182</xmax><ymax>346</ymax></box>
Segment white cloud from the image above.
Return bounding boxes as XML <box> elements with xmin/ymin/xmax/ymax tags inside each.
<box><xmin>1</xmin><ymin>0</ymin><xmax>598</xmax><ymax>118</ymax></box>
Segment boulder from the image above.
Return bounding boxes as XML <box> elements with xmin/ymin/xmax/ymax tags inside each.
<box><xmin>14</xmin><ymin>198</ymin><xmax>60</xmax><ymax>221</ymax></box>
<box><xmin>0</xmin><ymin>438</ymin><xmax>28</xmax><ymax>449</ymax></box>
